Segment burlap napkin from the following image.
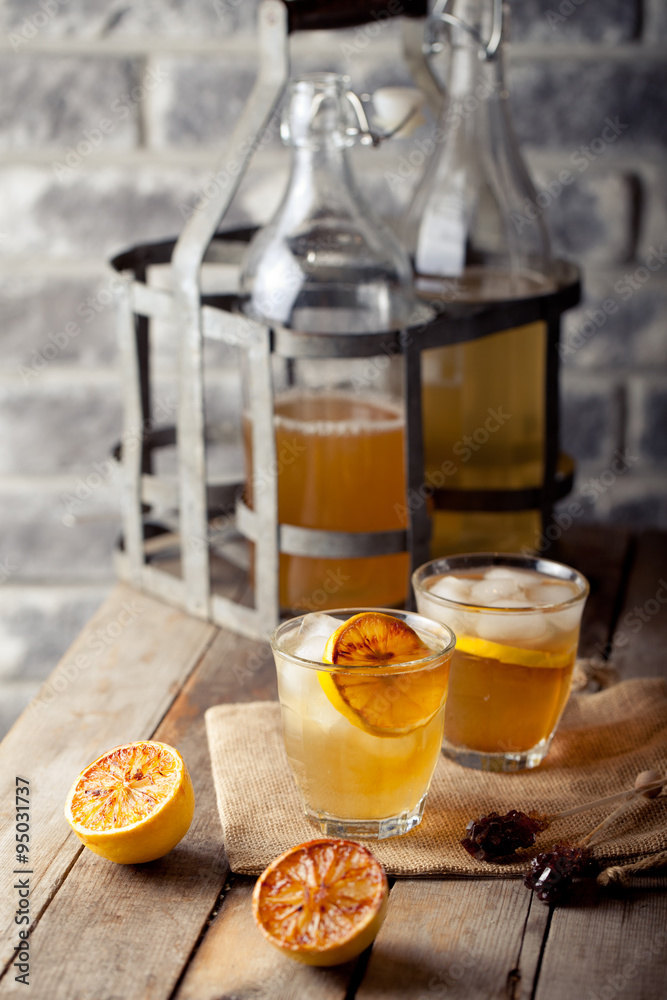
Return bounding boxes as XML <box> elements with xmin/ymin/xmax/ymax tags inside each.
<box><xmin>205</xmin><ymin>678</ymin><xmax>667</xmax><ymax>877</ymax></box>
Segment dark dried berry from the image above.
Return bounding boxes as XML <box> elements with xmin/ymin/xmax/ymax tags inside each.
<box><xmin>461</xmin><ymin>810</ymin><xmax>549</xmax><ymax>861</ymax></box>
<box><xmin>523</xmin><ymin>845</ymin><xmax>590</xmax><ymax>904</ymax></box>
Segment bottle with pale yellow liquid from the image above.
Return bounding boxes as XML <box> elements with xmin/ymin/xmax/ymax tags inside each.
<box><xmin>239</xmin><ymin>74</ymin><xmax>414</xmax><ymax>611</ymax></box>
<box><xmin>402</xmin><ymin>0</ymin><xmax>556</xmax><ymax>556</ymax></box>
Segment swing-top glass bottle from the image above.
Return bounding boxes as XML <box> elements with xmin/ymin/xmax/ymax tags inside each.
<box><xmin>240</xmin><ymin>73</ymin><xmax>414</xmax><ymax>611</ymax></box>
<box><xmin>402</xmin><ymin>0</ymin><xmax>556</xmax><ymax>557</ymax></box>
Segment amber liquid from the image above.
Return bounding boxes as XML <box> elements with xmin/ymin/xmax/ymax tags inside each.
<box><xmin>445</xmin><ymin>648</ymin><xmax>575</xmax><ymax>754</ymax></box>
<box><xmin>417</xmin><ymin>568</ymin><xmax>582</xmax><ymax>756</ymax></box>
<box><xmin>422</xmin><ymin>320</ymin><xmax>546</xmax><ymax>556</ymax></box>
<box><xmin>244</xmin><ymin>390</ymin><xmax>409</xmax><ymax>610</ymax></box>
<box><xmin>416</xmin><ymin>267</ymin><xmax>552</xmax><ymax>556</ymax></box>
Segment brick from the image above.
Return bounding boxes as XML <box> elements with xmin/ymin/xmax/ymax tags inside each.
<box><xmin>508</xmin><ymin>60</ymin><xmax>667</xmax><ymax>151</ymax></box>
<box><xmin>567</xmin><ymin>455</ymin><xmax>644</xmax><ymax>524</ymax></box>
<box><xmin>0</xmin><ymin>56</ymin><xmax>141</xmax><ymax>150</ymax></box>
<box><xmin>508</xmin><ymin>0</ymin><xmax>640</xmax><ymax>44</ymax></box>
<box><xmin>0</xmin><ymin>274</ymin><xmax>118</xmax><ymax>371</ymax></box>
<box><xmin>0</xmin><ymin>160</ymin><xmax>323</xmax><ymax>260</ymax></box>
<box><xmin>0</xmin><ymin>380</ymin><xmax>121</xmax><ymax>474</ymax></box>
<box><xmin>645</xmin><ymin>0</ymin><xmax>667</xmax><ymax>38</ymax></box>
<box><xmin>639</xmin><ymin>164</ymin><xmax>667</xmax><ymax>260</ymax></box>
<box><xmin>0</xmin><ymin>586</ymin><xmax>107</xmax><ymax>682</ymax></box>
<box><xmin>561</xmin><ymin>271</ymin><xmax>667</xmax><ymax>369</ymax></box>
<box><xmin>145</xmin><ymin>55</ymin><xmax>257</xmax><ymax>149</ymax></box>
<box><xmin>574</xmin><ymin>459</ymin><xmax>667</xmax><ymax>528</ymax></box>
<box><xmin>529</xmin><ymin>168</ymin><xmax>636</xmax><ymax>265</ymax></box>
<box><xmin>0</xmin><ymin>0</ymin><xmax>258</xmax><ymax>42</ymax></box>
<box><xmin>605</xmin><ymin>478</ymin><xmax>667</xmax><ymax>528</ymax></box>
<box><xmin>0</xmin><ymin>487</ymin><xmax>119</xmax><ymax>581</ymax></box>
<box><xmin>627</xmin><ymin>376</ymin><xmax>667</xmax><ymax>465</ymax></box>
<box><xmin>0</xmin><ymin>165</ymin><xmax>223</xmax><ymax>258</ymax></box>
<box><xmin>560</xmin><ymin>372</ymin><xmax>623</xmax><ymax>463</ymax></box>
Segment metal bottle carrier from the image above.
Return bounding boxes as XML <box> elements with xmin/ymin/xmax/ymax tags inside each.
<box><xmin>110</xmin><ymin>0</ymin><xmax>580</xmax><ymax>639</ymax></box>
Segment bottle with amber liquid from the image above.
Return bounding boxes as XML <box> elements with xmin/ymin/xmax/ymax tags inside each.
<box><xmin>401</xmin><ymin>0</ymin><xmax>555</xmax><ymax>556</ymax></box>
<box><xmin>240</xmin><ymin>73</ymin><xmax>414</xmax><ymax>611</ymax></box>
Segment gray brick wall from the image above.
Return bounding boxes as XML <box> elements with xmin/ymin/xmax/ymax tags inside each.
<box><xmin>0</xmin><ymin>0</ymin><xmax>665</xmax><ymax>736</ymax></box>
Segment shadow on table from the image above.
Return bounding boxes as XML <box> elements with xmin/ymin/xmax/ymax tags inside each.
<box><xmin>363</xmin><ymin>940</ymin><xmax>500</xmax><ymax>995</ymax></box>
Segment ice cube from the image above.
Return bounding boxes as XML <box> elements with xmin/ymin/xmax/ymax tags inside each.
<box><xmin>294</xmin><ymin>634</ymin><xmax>328</xmax><ymax>662</ymax></box>
<box><xmin>527</xmin><ymin>583</ymin><xmax>574</xmax><ymax>607</ymax></box>
<box><xmin>450</xmin><ymin>610</ymin><xmax>479</xmax><ymax>639</ymax></box>
<box><xmin>297</xmin><ymin>612</ymin><xmax>340</xmax><ymax>640</ymax></box>
<box><xmin>550</xmin><ymin>606</ymin><xmax>583</xmax><ymax>633</ymax></box>
<box><xmin>470</xmin><ymin>578</ymin><xmax>520</xmax><ymax>605</ymax></box>
<box><xmin>485</xmin><ymin>567</ymin><xmax>543</xmax><ymax>587</ymax></box>
<box><xmin>418</xmin><ymin>594</ymin><xmax>478</xmax><ymax>640</ymax></box>
<box><xmin>429</xmin><ymin>575</ymin><xmax>473</xmax><ymax>604</ymax></box>
<box><xmin>488</xmin><ymin>598</ymin><xmax>533</xmax><ymax>608</ymax></box>
<box><xmin>485</xmin><ymin>567</ymin><xmax>524</xmax><ymax>580</ymax></box>
<box><xmin>277</xmin><ymin>659</ymin><xmax>310</xmax><ymax>704</ymax></box>
<box><xmin>476</xmin><ymin>609</ymin><xmax>550</xmax><ymax>643</ymax></box>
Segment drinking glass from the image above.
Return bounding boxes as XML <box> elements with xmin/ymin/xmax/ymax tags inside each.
<box><xmin>413</xmin><ymin>554</ymin><xmax>589</xmax><ymax>771</ymax></box>
<box><xmin>270</xmin><ymin>609</ymin><xmax>455</xmax><ymax>838</ymax></box>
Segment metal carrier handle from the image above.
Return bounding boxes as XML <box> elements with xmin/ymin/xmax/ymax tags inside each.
<box><xmin>284</xmin><ymin>0</ymin><xmax>427</xmax><ymax>33</ymax></box>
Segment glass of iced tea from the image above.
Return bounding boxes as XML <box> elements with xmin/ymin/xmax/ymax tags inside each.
<box><xmin>270</xmin><ymin>609</ymin><xmax>455</xmax><ymax>838</ymax></box>
<box><xmin>412</xmin><ymin>554</ymin><xmax>589</xmax><ymax>771</ymax></box>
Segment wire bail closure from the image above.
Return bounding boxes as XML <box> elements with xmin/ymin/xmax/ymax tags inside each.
<box><xmin>426</xmin><ymin>0</ymin><xmax>503</xmax><ymax>62</ymax></box>
<box><xmin>345</xmin><ymin>90</ymin><xmax>422</xmax><ymax>147</ymax></box>
<box><xmin>293</xmin><ymin>78</ymin><xmax>421</xmax><ymax>148</ymax></box>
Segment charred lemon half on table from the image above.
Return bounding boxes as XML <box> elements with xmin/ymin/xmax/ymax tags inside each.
<box><xmin>253</xmin><ymin>838</ymin><xmax>389</xmax><ymax>966</ymax></box>
<box><xmin>65</xmin><ymin>741</ymin><xmax>195</xmax><ymax>864</ymax></box>
<box><xmin>319</xmin><ymin>611</ymin><xmax>449</xmax><ymax>737</ymax></box>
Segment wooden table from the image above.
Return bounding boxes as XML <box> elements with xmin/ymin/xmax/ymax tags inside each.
<box><xmin>1</xmin><ymin>525</ymin><xmax>666</xmax><ymax>1000</ymax></box>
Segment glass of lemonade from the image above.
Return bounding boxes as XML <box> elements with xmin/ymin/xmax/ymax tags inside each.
<box><xmin>412</xmin><ymin>554</ymin><xmax>589</xmax><ymax>772</ymax></box>
<box><xmin>270</xmin><ymin>609</ymin><xmax>455</xmax><ymax>838</ymax></box>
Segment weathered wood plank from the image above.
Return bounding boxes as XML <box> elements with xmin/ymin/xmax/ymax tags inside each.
<box><xmin>175</xmin><ymin>879</ymin><xmax>352</xmax><ymax>1000</ymax></box>
<box><xmin>0</xmin><ymin>584</ymin><xmax>215</xmax><ymax>985</ymax></box>
<box><xmin>0</xmin><ymin>624</ymin><xmax>279</xmax><ymax>1000</ymax></box>
<box><xmin>511</xmin><ymin>893</ymin><xmax>552</xmax><ymax>1000</ymax></box>
<box><xmin>534</xmin><ymin>877</ymin><xmax>667</xmax><ymax>1000</ymax></box>
<box><xmin>355</xmin><ymin>878</ymin><xmax>543</xmax><ymax>1000</ymax></box>
<box><xmin>1</xmin><ymin>525</ymin><xmax>663</xmax><ymax>1000</ymax></box>
<box><xmin>553</xmin><ymin>523</ymin><xmax>631</xmax><ymax>659</ymax></box>
<box><xmin>608</xmin><ymin>531</ymin><xmax>667</xmax><ymax>678</ymax></box>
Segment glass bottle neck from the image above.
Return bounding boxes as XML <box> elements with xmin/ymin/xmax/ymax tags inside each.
<box><xmin>446</xmin><ymin>33</ymin><xmax>503</xmax><ymax>99</ymax></box>
<box><xmin>239</xmin><ymin>73</ymin><xmax>413</xmax><ymax>331</ymax></box>
<box><xmin>286</xmin><ymin>141</ymin><xmax>359</xmax><ymax>219</ymax></box>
